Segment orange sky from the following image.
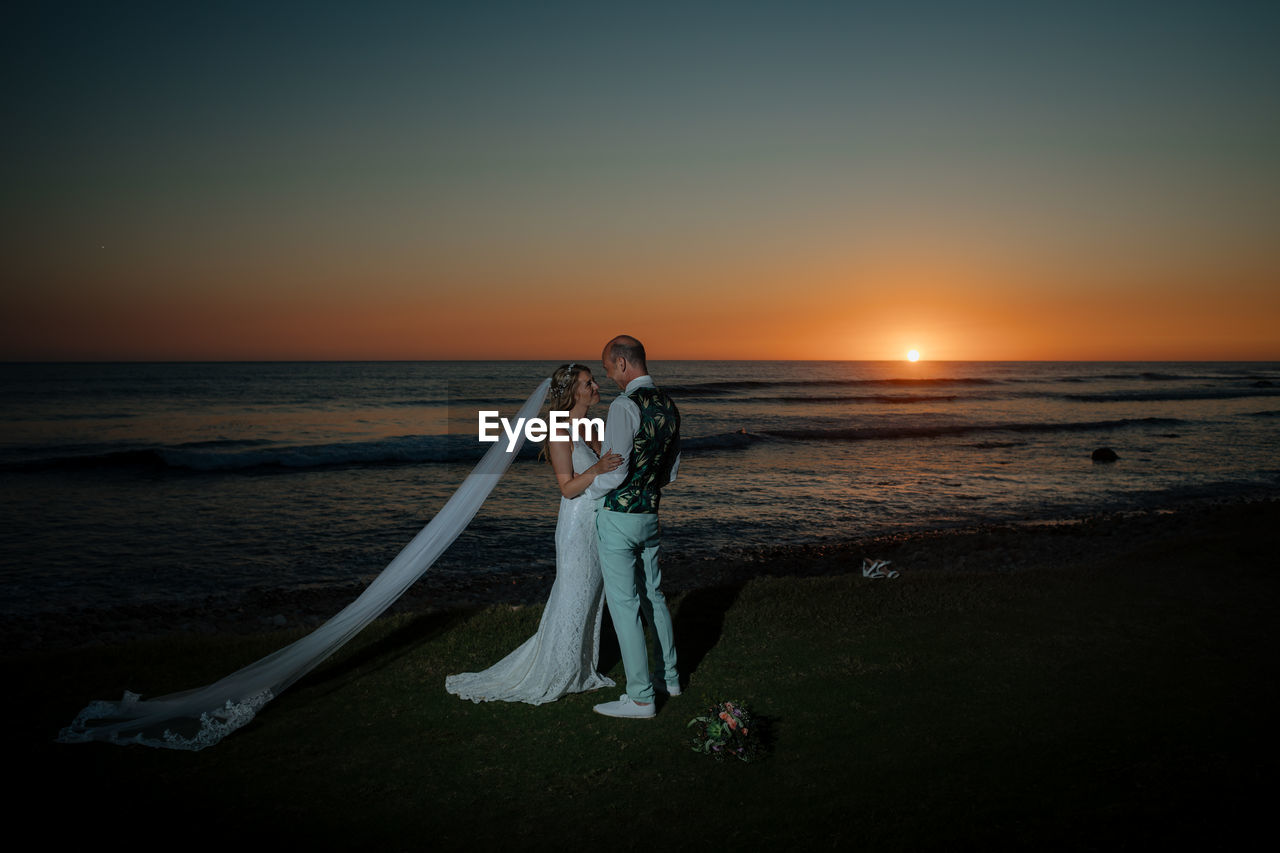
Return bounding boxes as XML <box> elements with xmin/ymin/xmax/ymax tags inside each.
<box><xmin>6</xmin><ymin>241</ymin><xmax>1277</xmax><ymax>361</ymax></box>
<box><xmin>4</xmin><ymin>2</ymin><xmax>1278</xmax><ymax>362</ymax></box>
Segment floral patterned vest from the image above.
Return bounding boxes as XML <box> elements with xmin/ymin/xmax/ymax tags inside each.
<box><xmin>602</xmin><ymin>386</ymin><xmax>680</xmax><ymax>514</ymax></box>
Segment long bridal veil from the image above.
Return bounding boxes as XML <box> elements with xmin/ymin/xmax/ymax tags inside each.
<box><xmin>58</xmin><ymin>379</ymin><xmax>551</xmax><ymax>750</ymax></box>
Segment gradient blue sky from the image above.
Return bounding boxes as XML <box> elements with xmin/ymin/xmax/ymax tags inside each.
<box><xmin>4</xmin><ymin>0</ymin><xmax>1278</xmax><ymax>360</ymax></box>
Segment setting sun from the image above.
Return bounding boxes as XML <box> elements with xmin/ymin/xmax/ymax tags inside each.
<box><xmin>907</xmin><ymin>350</ymin><xmax>921</xmax><ymax>362</ymax></box>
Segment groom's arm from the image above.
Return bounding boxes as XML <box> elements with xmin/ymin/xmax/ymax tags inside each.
<box><xmin>584</xmin><ymin>396</ymin><xmax>639</xmax><ymax>500</ymax></box>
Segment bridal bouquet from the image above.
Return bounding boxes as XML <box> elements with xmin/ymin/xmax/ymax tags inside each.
<box><xmin>687</xmin><ymin>699</ymin><xmax>763</xmax><ymax>762</ymax></box>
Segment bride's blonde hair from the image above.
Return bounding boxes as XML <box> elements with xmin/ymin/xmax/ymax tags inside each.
<box><xmin>540</xmin><ymin>363</ymin><xmax>585</xmax><ymax>463</ymax></box>
<box><xmin>547</xmin><ymin>363</ymin><xmax>585</xmax><ymax>413</ymax></box>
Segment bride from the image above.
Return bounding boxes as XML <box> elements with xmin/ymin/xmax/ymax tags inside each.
<box><xmin>60</xmin><ymin>369</ymin><xmax>604</xmax><ymax>749</ymax></box>
<box><xmin>445</xmin><ymin>363</ymin><xmax>622</xmax><ymax>704</ymax></box>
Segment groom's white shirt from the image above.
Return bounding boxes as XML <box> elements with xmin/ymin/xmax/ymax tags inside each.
<box><xmin>585</xmin><ymin>375</ymin><xmax>680</xmax><ymax>502</ymax></box>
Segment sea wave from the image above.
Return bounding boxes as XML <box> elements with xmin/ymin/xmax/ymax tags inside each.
<box><xmin>667</xmin><ymin>377</ymin><xmax>1001</xmax><ymax>395</ymax></box>
<box><xmin>157</xmin><ymin>435</ymin><xmax>494</xmax><ymax>470</ymax></box>
<box><xmin>1062</xmin><ymin>389</ymin><xmax>1280</xmax><ymax>403</ymax></box>
<box><xmin>735</xmin><ymin>394</ymin><xmax>964</xmax><ymax>404</ymax></box>
<box><xmin>4</xmin><ymin>414</ymin><xmax>1198</xmax><ymax>472</ymax></box>
<box><xmin>682</xmin><ymin>430</ymin><xmax>766</xmax><ymax>452</ymax></box>
<box><xmin>763</xmin><ymin>417</ymin><xmax>1185</xmax><ymax>443</ymax></box>
<box><xmin>2</xmin><ymin>435</ymin><xmax>505</xmax><ymax>474</ymax></box>
<box><xmin>1094</xmin><ymin>372</ymin><xmax>1193</xmax><ymax>381</ymax></box>
<box><xmin>385</xmin><ymin>396</ymin><xmax>529</xmax><ymax>408</ymax></box>
<box><xmin>0</xmin><ymin>411</ymin><xmax>142</xmax><ymax>422</ymax></box>
<box><xmin>9</xmin><ymin>430</ymin><xmax>766</xmax><ymax>472</ymax></box>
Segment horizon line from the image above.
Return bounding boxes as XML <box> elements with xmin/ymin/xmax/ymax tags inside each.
<box><xmin>5</xmin><ymin>357</ymin><xmax>1280</xmax><ymax>366</ymax></box>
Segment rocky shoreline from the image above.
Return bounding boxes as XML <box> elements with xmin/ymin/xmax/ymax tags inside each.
<box><xmin>7</xmin><ymin>495</ymin><xmax>1276</xmax><ymax>652</ymax></box>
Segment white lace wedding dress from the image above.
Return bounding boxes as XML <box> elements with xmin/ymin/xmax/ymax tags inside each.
<box><xmin>445</xmin><ymin>439</ymin><xmax>615</xmax><ymax>704</ymax></box>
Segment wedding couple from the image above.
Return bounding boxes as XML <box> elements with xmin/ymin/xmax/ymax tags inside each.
<box><xmin>446</xmin><ymin>335</ymin><xmax>681</xmax><ymax>719</ymax></box>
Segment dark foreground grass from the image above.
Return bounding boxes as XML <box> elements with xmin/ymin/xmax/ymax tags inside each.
<box><xmin>11</xmin><ymin>502</ymin><xmax>1279</xmax><ymax>850</ymax></box>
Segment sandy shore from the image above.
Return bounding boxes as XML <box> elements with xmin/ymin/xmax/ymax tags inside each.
<box><xmin>8</xmin><ymin>495</ymin><xmax>1277</xmax><ymax>651</ymax></box>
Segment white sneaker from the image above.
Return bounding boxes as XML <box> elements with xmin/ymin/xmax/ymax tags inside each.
<box><xmin>593</xmin><ymin>694</ymin><xmax>656</xmax><ymax>719</ymax></box>
<box><xmin>654</xmin><ymin>676</ymin><xmax>681</xmax><ymax>697</ymax></box>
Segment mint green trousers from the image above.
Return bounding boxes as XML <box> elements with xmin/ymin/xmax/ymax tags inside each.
<box><xmin>595</xmin><ymin>508</ymin><xmax>678</xmax><ymax>703</ymax></box>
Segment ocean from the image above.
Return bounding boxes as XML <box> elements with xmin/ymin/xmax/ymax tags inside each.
<box><xmin>2</xmin><ymin>361</ymin><xmax>1278</xmax><ymax>620</ymax></box>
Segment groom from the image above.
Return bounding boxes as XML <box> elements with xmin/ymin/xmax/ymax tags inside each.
<box><xmin>587</xmin><ymin>335</ymin><xmax>681</xmax><ymax>719</ymax></box>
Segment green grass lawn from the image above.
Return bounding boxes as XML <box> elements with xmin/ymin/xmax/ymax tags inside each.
<box><xmin>12</xmin><ymin>504</ymin><xmax>1279</xmax><ymax>850</ymax></box>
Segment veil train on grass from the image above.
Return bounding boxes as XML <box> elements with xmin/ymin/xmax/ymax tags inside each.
<box><xmin>57</xmin><ymin>379</ymin><xmax>550</xmax><ymax>750</ymax></box>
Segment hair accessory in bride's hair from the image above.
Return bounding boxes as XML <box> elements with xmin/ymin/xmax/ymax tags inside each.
<box><xmin>551</xmin><ymin>363</ymin><xmax>579</xmax><ymax>398</ymax></box>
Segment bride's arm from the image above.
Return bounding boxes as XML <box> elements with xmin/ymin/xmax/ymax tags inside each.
<box><xmin>548</xmin><ymin>440</ymin><xmax>622</xmax><ymax>499</ymax></box>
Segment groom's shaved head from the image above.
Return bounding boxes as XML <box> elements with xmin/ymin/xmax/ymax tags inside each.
<box><xmin>601</xmin><ymin>335</ymin><xmax>649</xmax><ymax>390</ymax></box>
<box><xmin>604</xmin><ymin>335</ymin><xmax>647</xmax><ymax>369</ymax></box>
